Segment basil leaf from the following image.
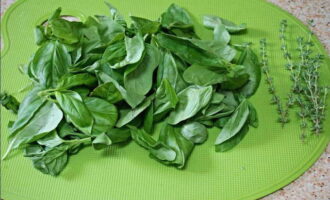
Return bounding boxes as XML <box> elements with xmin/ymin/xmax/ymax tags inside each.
<box><xmin>129</xmin><ymin>126</ymin><xmax>176</xmax><ymax>162</ymax></box>
<box><xmin>49</xmin><ymin>18</ymin><xmax>82</xmax><ymax>44</ymax></box>
<box><xmin>29</xmin><ymin>41</ymin><xmax>71</xmax><ymax>87</ymax></box>
<box><xmin>131</xmin><ymin>16</ymin><xmax>160</xmax><ymax>35</ymax></box>
<box><xmin>84</xmin><ymin>97</ymin><xmax>118</xmax><ymax>135</ymax></box>
<box><xmin>248</xmin><ymin>102</ymin><xmax>258</xmax><ymax>128</ymax></box>
<box><xmin>237</xmin><ymin>48</ymin><xmax>261</xmax><ymax>97</ymax></box>
<box><xmin>116</xmin><ymin>96</ymin><xmax>153</xmax><ymax>128</ymax></box>
<box><xmin>181</xmin><ymin>122</ymin><xmax>208</xmax><ymax>144</ymax></box>
<box><xmin>160</xmin><ymin>4</ymin><xmax>193</xmax><ymax>29</ymax></box>
<box><xmin>124</xmin><ymin>44</ymin><xmax>161</xmax><ymax>96</ymax></box>
<box><xmin>93</xmin><ymin>15</ymin><xmax>125</xmax><ymax>45</ymax></box>
<box><xmin>156</xmin><ymin>33</ymin><xmax>226</xmax><ymax>67</ymax></box>
<box><xmin>155</xmin><ymin>79</ymin><xmax>179</xmax><ymax>113</ymax></box>
<box><xmin>72</xmin><ymin>87</ymin><xmax>90</xmax><ymax>98</ymax></box>
<box><xmin>24</xmin><ymin>144</ymin><xmax>69</xmax><ymax>176</ymax></box>
<box><xmin>110</xmin><ymin>34</ymin><xmax>145</xmax><ymax>69</ymax></box>
<box><xmin>0</xmin><ymin>92</ymin><xmax>20</xmax><ymax>114</ymax></box>
<box><xmin>98</xmin><ymin>71</ymin><xmax>145</xmax><ymax>108</ymax></box>
<box><xmin>215</xmin><ymin>122</ymin><xmax>249</xmax><ymax>152</ymax></box>
<box><xmin>91</xmin><ymin>82</ymin><xmax>123</xmax><ymax>103</ymax></box>
<box><xmin>143</xmin><ymin>103</ymin><xmax>154</xmax><ymax>133</ymax></box>
<box><xmin>106</xmin><ymin>128</ymin><xmax>131</xmax><ymax>144</ymax></box>
<box><xmin>157</xmin><ymin>51</ymin><xmax>188</xmax><ymax>92</ymax></box>
<box><xmin>158</xmin><ymin>124</ymin><xmax>194</xmax><ymax>168</ymax></box>
<box><xmin>34</xmin><ymin>25</ymin><xmax>47</xmax><ymax>45</ymax></box>
<box><xmin>213</xmin><ymin>23</ymin><xmax>230</xmax><ymax>44</ymax></box>
<box><xmin>55</xmin><ymin>91</ymin><xmax>94</xmax><ymax>135</ymax></box>
<box><xmin>3</xmin><ymin>102</ymin><xmax>63</xmax><ymax>159</ymax></box>
<box><xmin>37</xmin><ymin>131</ymin><xmax>63</xmax><ymax>148</ymax></box>
<box><xmin>183</xmin><ymin>64</ymin><xmax>227</xmax><ymax>86</ymax></box>
<box><xmin>221</xmin><ymin>65</ymin><xmax>250</xmax><ymax>90</ymax></box>
<box><xmin>92</xmin><ymin>133</ymin><xmax>112</xmax><ymax>150</ymax></box>
<box><xmin>215</xmin><ymin>99</ymin><xmax>249</xmax><ymax>147</ymax></box>
<box><xmin>57</xmin><ymin>122</ymin><xmax>86</xmax><ymax>139</ymax></box>
<box><xmin>167</xmin><ymin>85</ymin><xmax>213</xmax><ymax>125</ymax></box>
<box><xmin>104</xmin><ymin>2</ymin><xmax>126</xmax><ymax>25</ymax></box>
<box><xmin>101</xmin><ymin>40</ymin><xmax>126</xmax><ymax>65</ymax></box>
<box><xmin>211</xmin><ymin>93</ymin><xmax>225</xmax><ymax>104</ymax></box>
<box><xmin>190</xmin><ymin>39</ymin><xmax>236</xmax><ymax>62</ymax></box>
<box><xmin>57</xmin><ymin>73</ymin><xmax>97</xmax><ymax>89</ymax></box>
<box><xmin>203</xmin><ymin>15</ymin><xmax>246</xmax><ymax>33</ymax></box>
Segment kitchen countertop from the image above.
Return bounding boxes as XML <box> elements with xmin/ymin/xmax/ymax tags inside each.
<box><xmin>1</xmin><ymin>0</ymin><xmax>329</xmax><ymax>199</ymax></box>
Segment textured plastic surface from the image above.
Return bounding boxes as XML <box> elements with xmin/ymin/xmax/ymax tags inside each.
<box><xmin>1</xmin><ymin>0</ymin><xmax>329</xmax><ymax>200</ymax></box>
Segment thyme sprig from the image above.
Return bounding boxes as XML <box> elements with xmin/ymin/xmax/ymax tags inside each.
<box><xmin>297</xmin><ymin>20</ymin><xmax>328</xmax><ymax>134</ymax></box>
<box><xmin>261</xmin><ymin>19</ymin><xmax>328</xmax><ymax>137</ymax></box>
<box><xmin>260</xmin><ymin>39</ymin><xmax>289</xmax><ymax>125</ymax></box>
<box><xmin>302</xmin><ymin>53</ymin><xmax>327</xmax><ymax>134</ymax></box>
<box><xmin>279</xmin><ymin>20</ymin><xmax>299</xmax><ymax>122</ymax></box>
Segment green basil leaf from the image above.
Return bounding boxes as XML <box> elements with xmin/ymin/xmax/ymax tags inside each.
<box><xmin>202</xmin><ymin>103</ymin><xmax>226</xmax><ymax>116</ymax></box>
<box><xmin>49</xmin><ymin>18</ymin><xmax>82</xmax><ymax>44</ymax></box>
<box><xmin>155</xmin><ymin>79</ymin><xmax>179</xmax><ymax>111</ymax></box>
<box><xmin>181</xmin><ymin>122</ymin><xmax>208</xmax><ymax>144</ymax></box>
<box><xmin>57</xmin><ymin>122</ymin><xmax>86</xmax><ymax>139</ymax></box>
<box><xmin>211</xmin><ymin>93</ymin><xmax>225</xmax><ymax>104</ymax></box>
<box><xmin>37</xmin><ymin>131</ymin><xmax>63</xmax><ymax>148</ymax></box>
<box><xmin>124</xmin><ymin>44</ymin><xmax>161</xmax><ymax>96</ymax></box>
<box><xmin>129</xmin><ymin>126</ymin><xmax>176</xmax><ymax>162</ymax></box>
<box><xmin>34</xmin><ymin>25</ymin><xmax>47</xmax><ymax>45</ymax></box>
<box><xmin>55</xmin><ymin>91</ymin><xmax>94</xmax><ymax>135</ymax></box>
<box><xmin>104</xmin><ymin>2</ymin><xmax>126</xmax><ymax>25</ymax></box>
<box><xmin>190</xmin><ymin>39</ymin><xmax>236</xmax><ymax>62</ymax></box>
<box><xmin>106</xmin><ymin>128</ymin><xmax>131</xmax><ymax>144</ymax></box>
<box><xmin>213</xmin><ymin>23</ymin><xmax>230</xmax><ymax>44</ymax></box>
<box><xmin>237</xmin><ymin>48</ymin><xmax>261</xmax><ymax>97</ymax></box>
<box><xmin>215</xmin><ymin>99</ymin><xmax>249</xmax><ymax>146</ymax></box>
<box><xmin>30</xmin><ymin>41</ymin><xmax>71</xmax><ymax>87</ymax></box>
<box><xmin>57</xmin><ymin>73</ymin><xmax>97</xmax><ymax>89</ymax></box>
<box><xmin>131</xmin><ymin>16</ymin><xmax>160</xmax><ymax>35</ymax></box>
<box><xmin>156</xmin><ymin>33</ymin><xmax>226</xmax><ymax>67</ymax></box>
<box><xmin>92</xmin><ymin>15</ymin><xmax>125</xmax><ymax>45</ymax></box>
<box><xmin>0</xmin><ymin>92</ymin><xmax>20</xmax><ymax>114</ymax></box>
<box><xmin>92</xmin><ymin>133</ymin><xmax>112</xmax><ymax>150</ymax></box>
<box><xmin>116</xmin><ymin>96</ymin><xmax>153</xmax><ymax>128</ymax></box>
<box><xmin>143</xmin><ymin>103</ymin><xmax>154</xmax><ymax>133</ymax></box>
<box><xmin>183</xmin><ymin>64</ymin><xmax>228</xmax><ymax>86</ymax></box>
<box><xmin>203</xmin><ymin>15</ymin><xmax>246</xmax><ymax>33</ymax></box>
<box><xmin>248</xmin><ymin>101</ymin><xmax>258</xmax><ymax>128</ymax></box>
<box><xmin>97</xmin><ymin>71</ymin><xmax>145</xmax><ymax>108</ymax></box>
<box><xmin>3</xmin><ymin>102</ymin><xmax>63</xmax><ymax>159</ymax></box>
<box><xmin>160</xmin><ymin>4</ymin><xmax>193</xmax><ymax>29</ymax></box>
<box><xmin>84</xmin><ymin>97</ymin><xmax>118</xmax><ymax>135</ymax></box>
<box><xmin>101</xmin><ymin>40</ymin><xmax>126</xmax><ymax>65</ymax></box>
<box><xmin>215</xmin><ymin>122</ymin><xmax>249</xmax><ymax>152</ymax></box>
<box><xmin>158</xmin><ymin>124</ymin><xmax>194</xmax><ymax>168</ymax></box>
<box><xmin>156</xmin><ymin>51</ymin><xmax>188</xmax><ymax>92</ymax></box>
<box><xmin>110</xmin><ymin>34</ymin><xmax>145</xmax><ymax>69</ymax></box>
<box><xmin>167</xmin><ymin>85</ymin><xmax>212</xmax><ymax>125</ymax></box>
<box><xmin>91</xmin><ymin>82</ymin><xmax>123</xmax><ymax>103</ymax></box>
<box><xmin>24</xmin><ymin>144</ymin><xmax>69</xmax><ymax>176</ymax></box>
<box><xmin>221</xmin><ymin>65</ymin><xmax>250</xmax><ymax>90</ymax></box>
<box><xmin>72</xmin><ymin>87</ymin><xmax>90</xmax><ymax>98</ymax></box>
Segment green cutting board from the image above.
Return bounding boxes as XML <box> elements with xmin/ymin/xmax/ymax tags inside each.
<box><xmin>1</xmin><ymin>0</ymin><xmax>330</xmax><ymax>199</ymax></box>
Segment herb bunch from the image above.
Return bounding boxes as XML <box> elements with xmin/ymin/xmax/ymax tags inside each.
<box><xmin>1</xmin><ymin>3</ymin><xmax>261</xmax><ymax>176</ymax></box>
<box><xmin>261</xmin><ymin>19</ymin><xmax>328</xmax><ymax>137</ymax></box>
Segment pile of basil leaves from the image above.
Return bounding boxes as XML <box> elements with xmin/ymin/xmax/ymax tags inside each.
<box><xmin>2</xmin><ymin>3</ymin><xmax>261</xmax><ymax>176</ymax></box>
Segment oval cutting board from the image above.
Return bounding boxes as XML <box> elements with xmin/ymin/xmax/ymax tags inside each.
<box><xmin>1</xmin><ymin>0</ymin><xmax>329</xmax><ymax>199</ymax></box>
